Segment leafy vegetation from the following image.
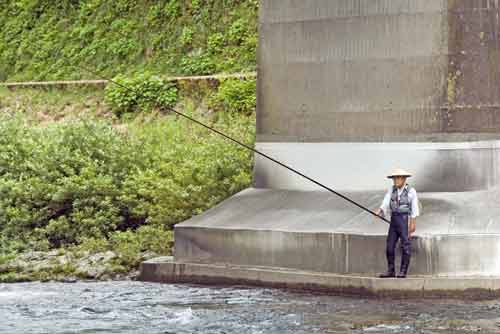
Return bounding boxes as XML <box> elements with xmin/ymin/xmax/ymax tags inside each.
<box><xmin>0</xmin><ymin>0</ymin><xmax>258</xmax><ymax>82</ymax></box>
<box><xmin>0</xmin><ymin>86</ymin><xmax>110</xmax><ymax>122</ymax></box>
<box><xmin>104</xmin><ymin>73</ymin><xmax>178</xmax><ymax>116</ymax></box>
<box><xmin>0</xmin><ymin>110</ymin><xmax>254</xmax><ymax>255</ymax></box>
<box><xmin>209</xmin><ymin>78</ymin><xmax>256</xmax><ymax>115</ymax></box>
<box><xmin>0</xmin><ymin>0</ymin><xmax>258</xmax><ymax>281</ymax></box>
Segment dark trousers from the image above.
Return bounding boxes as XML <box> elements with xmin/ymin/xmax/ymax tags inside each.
<box><xmin>386</xmin><ymin>213</ymin><xmax>411</xmax><ymax>273</ymax></box>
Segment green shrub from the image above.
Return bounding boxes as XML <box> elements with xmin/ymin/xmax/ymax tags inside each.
<box><xmin>179</xmin><ymin>53</ymin><xmax>217</xmax><ymax>75</ymax></box>
<box><xmin>0</xmin><ymin>253</ymin><xmax>16</xmax><ymax>267</ymax></box>
<box><xmin>0</xmin><ymin>111</ymin><xmax>255</xmax><ymax>250</ymax></box>
<box><xmin>109</xmin><ymin>226</ymin><xmax>173</xmax><ymax>269</ymax></box>
<box><xmin>74</xmin><ymin>236</ymin><xmax>109</xmax><ymax>254</ymax></box>
<box><xmin>228</xmin><ymin>19</ymin><xmax>247</xmax><ymax>44</ymax></box>
<box><xmin>0</xmin><ymin>118</ymin><xmax>139</xmax><ymax>247</ymax></box>
<box><xmin>39</xmin><ymin>216</ymin><xmax>75</xmax><ymax>247</ymax></box>
<box><xmin>209</xmin><ymin>78</ymin><xmax>256</xmax><ymax>114</ymax></box>
<box><xmin>104</xmin><ymin>73</ymin><xmax>178</xmax><ymax>116</ymax></box>
<box><xmin>208</xmin><ymin>33</ymin><xmax>225</xmax><ymax>54</ymax></box>
<box><xmin>118</xmin><ymin>115</ymin><xmax>254</xmax><ymax>228</ymax></box>
<box><xmin>180</xmin><ymin>27</ymin><xmax>195</xmax><ymax>48</ymax></box>
<box><xmin>135</xmin><ymin>225</ymin><xmax>173</xmax><ymax>255</ymax></box>
<box><xmin>110</xmin><ymin>230</ymin><xmax>142</xmax><ymax>267</ymax></box>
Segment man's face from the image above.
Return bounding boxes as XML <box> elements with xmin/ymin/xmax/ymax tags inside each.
<box><xmin>393</xmin><ymin>176</ymin><xmax>406</xmax><ymax>188</ymax></box>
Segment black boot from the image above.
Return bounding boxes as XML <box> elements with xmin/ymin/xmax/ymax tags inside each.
<box><xmin>378</xmin><ymin>270</ymin><xmax>396</xmax><ymax>278</ymax></box>
<box><xmin>379</xmin><ymin>255</ymin><xmax>396</xmax><ymax>278</ymax></box>
<box><xmin>397</xmin><ymin>255</ymin><xmax>410</xmax><ymax>278</ymax></box>
<box><xmin>379</xmin><ymin>262</ymin><xmax>396</xmax><ymax>278</ymax></box>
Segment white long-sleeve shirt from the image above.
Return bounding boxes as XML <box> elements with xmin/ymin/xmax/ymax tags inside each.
<box><xmin>379</xmin><ymin>184</ymin><xmax>419</xmax><ymax>219</ymax></box>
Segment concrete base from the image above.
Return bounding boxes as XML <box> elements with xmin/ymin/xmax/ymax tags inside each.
<box><xmin>139</xmin><ymin>257</ymin><xmax>500</xmax><ymax>299</ymax></box>
<box><xmin>143</xmin><ymin>187</ymin><xmax>500</xmax><ymax>295</ymax></box>
<box><xmin>174</xmin><ymin>187</ymin><xmax>500</xmax><ymax>277</ymax></box>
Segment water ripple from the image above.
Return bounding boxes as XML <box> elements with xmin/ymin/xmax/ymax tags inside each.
<box><xmin>1</xmin><ymin>282</ymin><xmax>500</xmax><ymax>333</ymax></box>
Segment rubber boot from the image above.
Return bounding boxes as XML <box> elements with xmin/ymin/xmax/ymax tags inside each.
<box><xmin>378</xmin><ymin>262</ymin><xmax>396</xmax><ymax>278</ymax></box>
<box><xmin>378</xmin><ymin>270</ymin><xmax>396</xmax><ymax>278</ymax></box>
<box><xmin>397</xmin><ymin>255</ymin><xmax>410</xmax><ymax>278</ymax></box>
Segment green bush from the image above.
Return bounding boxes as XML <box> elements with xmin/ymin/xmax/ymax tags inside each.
<box><xmin>179</xmin><ymin>53</ymin><xmax>217</xmax><ymax>75</ymax></box>
<box><xmin>208</xmin><ymin>33</ymin><xmax>225</xmax><ymax>54</ymax></box>
<box><xmin>69</xmin><ymin>225</ymin><xmax>173</xmax><ymax>271</ymax></box>
<box><xmin>134</xmin><ymin>225</ymin><xmax>174</xmax><ymax>255</ymax></box>
<box><xmin>110</xmin><ymin>226</ymin><xmax>173</xmax><ymax>269</ymax></box>
<box><xmin>74</xmin><ymin>236</ymin><xmax>109</xmax><ymax>254</ymax></box>
<box><xmin>119</xmin><ymin>112</ymin><xmax>255</xmax><ymax>227</ymax></box>
<box><xmin>109</xmin><ymin>230</ymin><xmax>142</xmax><ymax>267</ymax></box>
<box><xmin>210</xmin><ymin>78</ymin><xmax>256</xmax><ymax>114</ymax></box>
<box><xmin>104</xmin><ymin>73</ymin><xmax>178</xmax><ymax>116</ymax></box>
<box><xmin>180</xmin><ymin>27</ymin><xmax>195</xmax><ymax>48</ymax></box>
<box><xmin>0</xmin><ymin>112</ymin><xmax>255</xmax><ymax>251</ymax></box>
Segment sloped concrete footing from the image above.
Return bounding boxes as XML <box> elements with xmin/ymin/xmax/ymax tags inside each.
<box><xmin>173</xmin><ymin>188</ymin><xmax>500</xmax><ymax>277</ymax></box>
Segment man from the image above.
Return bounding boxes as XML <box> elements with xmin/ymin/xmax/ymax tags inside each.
<box><xmin>374</xmin><ymin>168</ymin><xmax>419</xmax><ymax>278</ymax></box>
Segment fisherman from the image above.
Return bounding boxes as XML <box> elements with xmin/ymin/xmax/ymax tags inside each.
<box><xmin>374</xmin><ymin>169</ymin><xmax>419</xmax><ymax>278</ymax></box>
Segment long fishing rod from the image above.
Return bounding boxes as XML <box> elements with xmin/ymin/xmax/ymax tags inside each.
<box><xmin>72</xmin><ymin>63</ymin><xmax>390</xmax><ymax>224</ymax></box>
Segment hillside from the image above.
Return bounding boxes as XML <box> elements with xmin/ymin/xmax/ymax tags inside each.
<box><xmin>0</xmin><ymin>0</ymin><xmax>258</xmax><ymax>282</ymax></box>
<box><xmin>0</xmin><ymin>0</ymin><xmax>258</xmax><ymax>81</ymax></box>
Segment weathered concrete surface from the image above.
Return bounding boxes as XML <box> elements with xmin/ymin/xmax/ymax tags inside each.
<box><xmin>257</xmin><ymin>0</ymin><xmax>500</xmax><ymax>142</ymax></box>
<box><xmin>173</xmin><ymin>188</ymin><xmax>500</xmax><ymax>277</ymax></box>
<box><xmin>139</xmin><ymin>257</ymin><xmax>500</xmax><ymax>299</ymax></box>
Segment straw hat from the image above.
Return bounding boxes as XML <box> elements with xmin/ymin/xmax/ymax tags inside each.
<box><xmin>387</xmin><ymin>168</ymin><xmax>412</xmax><ymax>179</ymax></box>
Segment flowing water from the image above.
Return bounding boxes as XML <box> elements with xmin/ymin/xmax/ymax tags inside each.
<box><xmin>2</xmin><ymin>281</ymin><xmax>500</xmax><ymax>333</ymax></box>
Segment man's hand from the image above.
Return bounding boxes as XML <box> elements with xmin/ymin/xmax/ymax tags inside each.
<box><xmin>374</xmin><ymin>208</ymin><xmax>383</xmax><ymax>218</ymax></box>
<box><xmin>409</xmin><ymin>218</ymin><xmax>416</xmax><ymax>237</ymax></box>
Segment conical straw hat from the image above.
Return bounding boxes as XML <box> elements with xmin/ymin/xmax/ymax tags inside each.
<box><xmin>387</xmin><ymin>168</ymin><xmax>412</xmax><ymax>179</ymax></box>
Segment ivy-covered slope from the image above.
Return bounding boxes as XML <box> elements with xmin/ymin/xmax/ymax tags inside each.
<box><xmin>0</xmin><ymin>0</ymin><xmax>258</xmax><ymax>82</ymax></box>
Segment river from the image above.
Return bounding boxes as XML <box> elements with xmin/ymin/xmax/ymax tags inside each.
<box><xmin>2</xmin><ymin>281</ymin><xmax>500</xmax><ymax>333</ymax></box>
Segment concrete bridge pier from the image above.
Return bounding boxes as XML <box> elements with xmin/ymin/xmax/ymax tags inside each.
<box><xmin>140</xmin><ymin>1</ymin><xmax>500</xmax><ymax>297</ymax></box>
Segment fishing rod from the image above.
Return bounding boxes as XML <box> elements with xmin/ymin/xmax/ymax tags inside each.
<box><xmin>56</xmin><ymin>24</ymin><xmax>392</xmax><ymax>224</ymax></box>
<box><xmin>67</xmin><ymin>62</ymin><xmax>390</xmax><ymax>224</ymax></box>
